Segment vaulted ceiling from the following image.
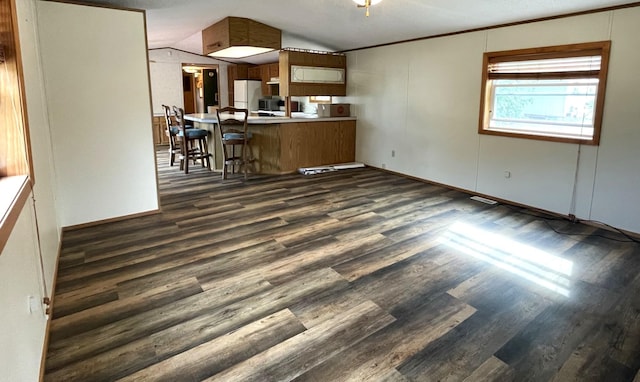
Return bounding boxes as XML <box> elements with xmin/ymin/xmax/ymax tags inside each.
<box><xmin>81</xmin><ymin>0</ymin><xmax>637</xmax><ymax>59</ymax></box>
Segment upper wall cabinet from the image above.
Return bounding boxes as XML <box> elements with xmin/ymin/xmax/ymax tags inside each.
<box><xmin>279</xmin><ymin>49</ymin><xmax>347</xmax><ymax>97</ymax></box>
<box><xmin>291</xmin><ymin>66</ymin><xmax>345</xmax><ymax>83</ymax></box>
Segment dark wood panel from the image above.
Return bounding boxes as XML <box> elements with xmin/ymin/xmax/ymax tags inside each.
<box><xmin>43</xmin><ymin>150</ymin><xmax>640</xmax><ymax>381</ymax></box>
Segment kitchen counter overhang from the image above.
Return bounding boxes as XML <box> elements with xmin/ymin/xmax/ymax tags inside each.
<box><xmin>184</xmin><ymin>112</ymin><xmax>356</xmax><ymax>125</ymax></box>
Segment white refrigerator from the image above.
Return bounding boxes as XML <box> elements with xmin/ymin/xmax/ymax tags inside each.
<box><xmin>234</xmin><ymin>80</ymin><xmax>262</xmax><ymax>111</ymax></box>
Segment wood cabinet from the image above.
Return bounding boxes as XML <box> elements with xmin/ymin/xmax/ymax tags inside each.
<box><xmin>248</xmin><ymin>66</ymin><xmax>261</xmax><ymax>80</ymax></box>
<box><xmin>260</xmin><ymin>62</ymin><xmax>279</xmax><ymax>96</ymax></box>
<box><xmin>190</xmin><ymin>118</ymin><xmax>356</xmax><ymax>174</ymax></box>
<box><xmin>279</xmin><ymin>50</ymin><xmax>347</xmax><ymax>97</ymax></box>
<box><xmin>228</xmin><ymin>64</ymin><xmax>262</xmax><ymax>105</ymax></box>
<box><xmin>248</xmin><ymin>120</ymin><xmax>356</xmax><ymax>174</ymax></box>
<box><xmin>152</xmin><ymin>115</ymin><xmax>171</xmax><ymax>145</ymax></box>
<box><xmin>202</xmin><ymin>17</ymin><xmax>281</xmax><ymax>57</ymax></box>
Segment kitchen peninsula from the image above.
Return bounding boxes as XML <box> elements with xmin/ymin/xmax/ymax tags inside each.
<box><xmin>184</xmin><ymin>113</ymin><xmax>356</xmax><ymax>174</ymax></box>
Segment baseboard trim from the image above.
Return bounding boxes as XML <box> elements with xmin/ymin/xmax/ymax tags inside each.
<box><xmin>368</xmin><ymin>165</ymin><xmax>572</xmax><ymax>220</ymax></box>
<box><xmin>368</xmin><ymin>165</ymin><xmax>640</xmax><ymax>238</ymax></box>
<box><xmin>62</xmin><ymin>209</ymin><xmax>161</xmax><ymax>232</ymax></box>
<box><xmin>38</xmin><ymin>229</ymin><xmax>62</xmax><ymax>382</ymax></box>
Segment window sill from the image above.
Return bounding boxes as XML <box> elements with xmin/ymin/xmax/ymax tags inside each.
<box><xmin>479</xmin><ymin>129</ymin><xmax>598</xmax><ymax>145</ymax></box>
<box><xmin>0</xmin><ymin>175</ymin><xmax>32</xmax><ymax>254</ymax></box>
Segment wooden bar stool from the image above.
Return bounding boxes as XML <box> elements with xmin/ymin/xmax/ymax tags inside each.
<box><xmin>216</xmin><ymin>107</ymin><xmax>253</xmax><ymax>180</ymax></box>
<box><xmin>174</xmin><ymin>107</ymin><xmax>211</xmax><ymax>174</ymax></box>
<box><xmin>161</xmin><ymin>105</ymin><xmax>180</xmax><ymax>166</ymax></box>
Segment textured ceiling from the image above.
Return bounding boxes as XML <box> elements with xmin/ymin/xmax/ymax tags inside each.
<box><xmin>82</xmin><ymin>0</ymin><xmax>637</xmax><ymax>59</ymax></box>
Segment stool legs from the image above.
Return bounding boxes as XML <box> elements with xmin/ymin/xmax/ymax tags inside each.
<box><xmin>221</xmin><ymin>141</ymin><xmax>252</xmax><ymax>180</ymax></box>
<box><xmin>181</xmin><ymin>135</ymin><xmax>211</xmax><ymax>174</ymax></box>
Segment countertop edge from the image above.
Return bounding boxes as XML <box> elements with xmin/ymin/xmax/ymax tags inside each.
<box><xmin>184</xmin><ymin>113</ymin><xmax>356</xmax><ymax>125</ymax></box>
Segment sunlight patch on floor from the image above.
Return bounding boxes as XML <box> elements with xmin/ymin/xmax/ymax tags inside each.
<box><xmin>440</xmin><ymin>222</ymin><xmax>572</xmax><ymax>297</ymax></box>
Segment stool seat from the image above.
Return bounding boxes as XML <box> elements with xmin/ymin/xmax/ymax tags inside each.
<box><xmin>179</xmin><ymin>128</ymin><xmax>208</xmax><ymax>139</ymax></box>
<box><xmin>222</xmin><ymin>131</ymin><xmax>253</xmax><ymax>141</ymax></box>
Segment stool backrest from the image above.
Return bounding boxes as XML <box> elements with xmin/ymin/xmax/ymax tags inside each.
<box><xmin>216</xmin><ymin>107</ymin><xmax>248</xmax><ymax>137</ymax></box>
<box><xmin>161</xmin><ymin>105</ymin><xmax>174</xmax><ymax>134</ymax></box>
<box><xmin>172</xmin><ymin>106</ymin><xmax>188</xmax><ymax>133</ymax></box>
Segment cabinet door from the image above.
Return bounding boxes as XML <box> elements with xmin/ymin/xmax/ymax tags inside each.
<box><xmin>260</xmin><ymin>64</ymin><xmax>270</xmax><ymax>95</ymax></box>
<box><xmin>236</xmin><ymin>64</ymin><xmax>249</xmax><ymax>79</ymax></box>
<box><xmin>269</xmin><ymin>62</ymin><xmax>279</xmax><ymax>79</ymax></box>
<box><xmin>248</xmin><ymin>65</ymin><xmax>261</xmax><ymax>80</ymax></box>
<box><xmin>227</xmin><ymin>65</ymin><xmax>237</xmax><ymax>105</ymax></box>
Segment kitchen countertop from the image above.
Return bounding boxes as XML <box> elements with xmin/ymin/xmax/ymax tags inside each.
<box><xmin>184</xmin><ymin>112</ymin><xmax>356</xmax><ymax>125</ymax></box>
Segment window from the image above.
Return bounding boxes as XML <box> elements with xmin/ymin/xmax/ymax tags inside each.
<box><xmin>478</xmin><ymin>41</ymin><xmax>611</xmax><ymax>145</ymax></box>
<box><xmin>1</xmin><ymin>0</ymin><xmax>33</xmax><ymax>254</ymax></box>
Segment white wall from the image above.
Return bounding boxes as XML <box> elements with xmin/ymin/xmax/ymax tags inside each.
<box><xmin>590</xmin><ymin>8</ymin><xmax>640</xmax><ymax>232</ymax></box>
<box><xmin>148</xmin><ymin>48</ymin><xmax>230</xmax><ymax>115</ymax></box>
<box><xmin>17</xmin><ymin>0</ymin><xmax>60</xmax><ymax>292</ymax></box>
<box><xmin>347</xmin><ymin>6</ymin><xmax>640</xmax><ymax>234</ymax></box>
<box><xmin>0</xmin><ymin>202</ymin><xmax>49</xmax><ymax>382</ymax></box>
<box><xmin>37</xmin><ymin>2</ymin><xmax>158</xmax><ymax>227</ymax></box>
<box><xmin>0</xmin><ymin>0</ymin><xmax>62</xmax><ymax>380</ymax></box>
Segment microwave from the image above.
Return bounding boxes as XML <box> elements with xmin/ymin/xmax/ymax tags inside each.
<box><xmin>258</xmin><ymin>98</ymin><xmax>280</xmax><ymax>111</ymax></box>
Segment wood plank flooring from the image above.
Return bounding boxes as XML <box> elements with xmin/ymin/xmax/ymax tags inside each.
<box><xmin>44</xmin><ymin>152</ymin><xmax>640</xmax><ymax>381</ymax></box>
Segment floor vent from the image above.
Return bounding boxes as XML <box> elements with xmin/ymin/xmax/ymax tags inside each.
<box><xmin>470</xmin><ymin>195</ymin><xmax>498</xmax><ymax>205</ymax></box>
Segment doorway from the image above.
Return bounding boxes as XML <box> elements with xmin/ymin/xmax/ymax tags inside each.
<box><xmin>181</xmin><ymin>64</ymin><xmax>219</xmax><ymax>114</ymax></box>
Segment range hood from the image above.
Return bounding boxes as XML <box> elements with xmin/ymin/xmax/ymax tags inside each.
<box><xmin>202</xmin><ymin>17</ymin><xmax>281</xmax><ymax>59</ymax></box>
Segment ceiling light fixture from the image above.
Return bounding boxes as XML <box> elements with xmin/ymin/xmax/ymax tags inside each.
<box><xmin>182</xmin><ymin>66</ymin><xmax>200</xmax><ymax>74</ymax></box>
<box><xmin>202</xmin><ymin>17</ymin><xmax>281</xmax><ymax>59</ymax></box>
<box><xmin>353</xmin><ymin>0</ymin><xmax>382</xmax><ymax>17</ymax></box>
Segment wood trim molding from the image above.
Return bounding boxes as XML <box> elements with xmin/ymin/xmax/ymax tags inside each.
<box><xmin>140</xmin><ymin>10</ymin><xmax>163</xmax><ymax>220</ymax></box>
<box><xmin>369</xmin><ymin>164</ymin><xmax>570</xmax><ymax>219</ymax></box>
<box><xmin>477</xmin><ymin>40</ymin><xmax>610</xmax><ymax>146</ymax></box>
<box><xmin>38</xmin><ymin>232</ymin><xmax>62</xmax><ymax>381</ymax></box>
<box><xmin>61</xmin><ymin>209</ymin><xmax>161</xmax><ymax>232</ymax></box>
<box><xmin>1</xmin><ymin>0</ymin><xmax>33</xmax><ymax>180</ymax></box>
<box><xmin>368</xmin><ymin>164</ymin><xmax>640</xmax><ymax>238</ymax></box>
<box><xmin>342</xmin><ymin>2</ymin><xmax>640</xmax><ymax>53</ymax></box>
<box><xmin>45</xmin><ymin>0</ymin><xmax>146</xmax><ymax>14</ymax></box>
<box><xmin>1</xmin><ymin>0</ymin><xmax>33</xmax><ymax>255</ymax></box>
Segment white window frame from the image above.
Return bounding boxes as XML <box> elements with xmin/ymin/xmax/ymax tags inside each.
<box><xmin>478</xmin><ymin>41</ymin><xmax>611</xmax><ymax>145</ymax></box>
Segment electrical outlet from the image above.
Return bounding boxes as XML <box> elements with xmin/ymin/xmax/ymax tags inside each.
<box><xmin>381</xmin><ymin>163</ymin><xmax>386</xmax><ymax>169</ymax></box>
<box><xmin>391</xmin><ymin>150</ymin><xmax>395</xmax><ymax>158</ymax></box>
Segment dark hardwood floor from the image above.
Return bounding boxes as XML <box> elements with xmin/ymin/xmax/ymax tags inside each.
<box><xmin>44</xmin><ymin>150</ymin><xmax>640</xmax><ymax>381</ymax></box>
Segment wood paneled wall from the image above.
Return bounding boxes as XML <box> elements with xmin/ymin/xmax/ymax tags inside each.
<box><xmin>248</xmin><ymin>120</ymin><xmax>356</xmax><ymax>174</ymax></box>
<box><xmin>0</xmin><ymin>0</ymin><xmax>32</xmax><ymax>179</ymax></box>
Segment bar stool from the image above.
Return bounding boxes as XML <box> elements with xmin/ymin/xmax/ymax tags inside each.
<box><xmin>161</xmin><ymin>105</ymin><xmax>180</xmax><ymax>166</ymax></box>
<box><xmin>216</xmin><ymin>107</ymin><xmax>253</xmax><ymax>180</ymax></box>
<box><xmin>174</xmin><ymin>107</ymin><xmax>211</xmax><ymax>174</ymax></box>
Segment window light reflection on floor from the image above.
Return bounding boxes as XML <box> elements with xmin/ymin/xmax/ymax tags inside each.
<box><xmin>440</xmin><ymin>222</ymin><xmax>573</xmax><ymax>297</ymax></box>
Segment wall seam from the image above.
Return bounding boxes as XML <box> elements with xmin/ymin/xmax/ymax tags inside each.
<box><xmin>587</xmin><ymin>10</ymin><xmax>615</xmax><ymax>221</ymax></box>
<box><xmin>474</xmin><ymin>31</ymin><xmax>489</xmax><ymax>192</ymax></box>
